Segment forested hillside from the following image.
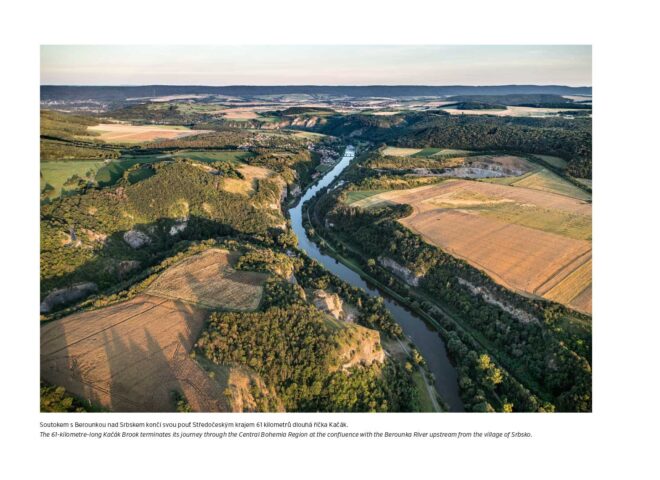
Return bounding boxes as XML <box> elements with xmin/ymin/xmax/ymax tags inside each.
<box><xmin>317</xmin><ymin>112</ymin><xmax>592</xmax><ymax>178</ymax></box>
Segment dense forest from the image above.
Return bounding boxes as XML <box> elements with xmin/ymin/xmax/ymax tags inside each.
<box><xmin>40</xmin><ymin>160</ymin><xmax>286</xmax><ymax>295</ymax></box>
<box><xmin>446</xmin><ymin>93</ymin><xmax>590</xmax><ymax>106</ymax></box>
<box><xmin>196</xmin><ymin>303</ymin><xmax>418</xmax><ymax>412</ymax></box>
<box><xmin>317</xmin><ymin>112</ymin><xmax>592</xmax><ymax>178</ymax></box>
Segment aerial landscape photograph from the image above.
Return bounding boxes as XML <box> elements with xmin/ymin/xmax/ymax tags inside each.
<box><xmin>39</xmin><ymin>45</ymin><xmax>592</xmax><ymax>414</ymax></box>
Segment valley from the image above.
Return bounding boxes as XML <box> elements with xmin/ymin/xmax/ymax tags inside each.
<box><xmin>40</xmin><ymin>84</ymin><xmax>592</xmax><ymax>413</ymax></box>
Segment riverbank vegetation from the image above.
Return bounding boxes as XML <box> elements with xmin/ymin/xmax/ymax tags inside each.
<box><xmin>305</xmin><ymin>175</ymin><xmax>592</xmax><ymax>412</ymax></box>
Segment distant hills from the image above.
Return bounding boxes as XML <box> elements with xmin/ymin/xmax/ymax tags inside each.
<box><xmin>41</xmin><ymin>84</ymin><xmax>592</xmax><ymax>102</ymax></box>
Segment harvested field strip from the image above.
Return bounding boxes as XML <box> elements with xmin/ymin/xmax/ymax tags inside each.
<box><xmin>534</xmin><ymin>251</ymin><xmax>592</xmax><ymax>297</ymax></box>
<box><xmin>474</xmin><ymin>202</ymin><xmax>592</xmax><ymax>240</ymax></box>
<box><xmin>400</xmin><ymin>210</ymin><xmax>592</xmax><ymax>296</ymax></box>
<box><xmin>382</xmin><ymin>146</ymin><xmax>422</xmax><ymax>157</ymax></box>
<box><xmin>40</xmin><ymin>294</ymin><xmax>229</xmax><ymax>412</ymax></box>
<box><xmin>88</xmin><ymin>124</ymin><xmax>211</xmax><ymax>143</ymax></box>
<box><xmin>570</xmin><ymin>285</ymin><xmax>592</xmax><ymax>314</ymax></box>
<box><xmin>345</xmin><ymin>190</ymin><xmax>389</xmax><ymax>205</ymax></box>
<box><xmin>544</xmin><ymin>259</ymin><xmax>592</xmax><ymax>306</ymax></box>
<box><xmin>533</xmin><ymin>154</ymin><xmax>568</xmax><ymax>170</ymax></box>
<box><xmin>147</xmin><ymin>249</ymin><xmax>267</xmax><ymax>311</ymax></box>
<box><xmin>512</xmin><ymin>168</ymin><xmax>591</xmax><ymax>201</ymax></box>
<box><xmin>354</xmin><ymin>180</ymin><xmax>592</xmax><ymax>313</ymax></box>
<box><xmin>482</xmin><ymin>169</ymin><xmax>537</xmax><ymax>186</ymax></box>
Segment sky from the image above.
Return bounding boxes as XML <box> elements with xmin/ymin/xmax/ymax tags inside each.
<box><xmin>41</xmin><ymin>45</ymin><xmax>591</xmax><ymax>86</ymax></box>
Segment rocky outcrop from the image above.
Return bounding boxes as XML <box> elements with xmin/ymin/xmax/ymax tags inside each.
<box><xmin>123</xmin><ymin>229</ymin><xmax>151</xmax><ymax>249</ymax></box>
<box><xmin>457</xmin><ymin>278</ymin><xmax>539</xmax><ymax>324</ymax></box>
<box><xmin>334</xmin><ymin>324</ymin><xmax>386</xmax><ymax>370</ymax></box>
<box><xmin>378</xmin><ymin>257</ymin><xmax>422</xmax><ymax>286</ymax></box>
<box><xmin>40</xmin><ymin>282</ymin><xmax>98</xmax><ymax>314</ymax></box>
<box><xmin>169</xmin><ymin>219</ymin><xmax>188</xmax><ymax>236</ymax></box>
<box><xmin>313</xmin><ymin>290</ymin><xmax>344</xmax><ymax>320</ymax></box>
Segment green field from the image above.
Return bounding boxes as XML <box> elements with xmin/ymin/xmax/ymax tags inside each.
<box><xmin>533</xmin><ymin>154</ymin><xmax>568</xmax><ymax>170</ymax></box>
<box><xmin>411</xmin><ymin>147</ymin><xmax>444</xmax><ymax>157</ymax></box>
<box><xmin>345</xmin><ymin>190</ymin><xmax>388</xmax><ymax>205</ymax></box>
<box><xmin>575</xmin><ymin>178</ymin><xmax>592</xmax><ymax>188</ymax></box>
<box><xmin>40</xmin><ymin>160</ymin><xmax>106</xmax><ymax>200</ymax></box>
<box><xmin>431</xmin><ymin>148</ymin><xmax>474</xmax><ymax>159</ymax></box>
<box><xmin>412</xmin><ymin>371</ymin><xmax>437</xmax><ymax>412</ymax></box>
<box><xmin>473</xmin><ymin>202</ymin><xmax>592</xmax><ymax>241</ymax></box>
<box><xmin>95</xmin><ymin>155</ymin><xmax>164</xmax><ymax>186</ymax></box>
<box><xmin>290</xmin><ymin>130</ymin><xmax>328</xmax><ymax>139</ymax></box>
<box><xmin>169</xmin><ymin>150</ymin><xmax>254</xmax><ymax>164</ymax></box>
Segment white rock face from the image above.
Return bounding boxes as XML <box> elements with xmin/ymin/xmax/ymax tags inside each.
<box><xmin>169</xmin><ymin>221</ymin><xmax>188</xmax><ymax>236</ymax></box>
<box><xmin>378</xmin><ymin>257</ymin><xmax>422</xmax><ymax>286</ymax></box>
<box><xmin>123</xmin><ymin>229</ymin><xmax>151</xmax><ymax>249</ymax></box>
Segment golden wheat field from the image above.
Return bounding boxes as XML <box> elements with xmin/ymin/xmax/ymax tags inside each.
<box><xmin>222</xmin><ymin>165</ymin><xmax>275</xmax><ymax>196</ymax></box>
<box><xmin>147</xmin><ymin>249</ymin><xmax>268</xmax><ymax>310</ymax></box>
<box><xmin>40</xmin><ymin>294</ymin><xmax>227</xmax><ymax>412</ymax></box>
<box><xmin>40</xmin><ymin>249</ymin><xmax>270</xmax><ymax>412</ymax></box>
<box><xmin>352</xmin><ymin>180</ymin><xmax>592</xmax><ymax>314</ymax></box>
<box><xmin>88</xmin><ymin>123</ymin><xmax>211</xmax><ymax>143</ymax></box>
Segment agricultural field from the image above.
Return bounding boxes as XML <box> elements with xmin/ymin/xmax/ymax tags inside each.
<box><xmin>169</xmin><ymin>150</ymin><xmax>255</xmax><ymax>164</ymax></box>
<box><xmin>533</xmin><ymin>154</ymin><xmax>568</xmax><ymax>170</ymax></box>
<box><xmin>345</xmin><ymin>190</ymin><xmax>389</xmax><ymax>204</ymax></box>
<box><xmin>40</xmin><ymin>160</ymin><xmax>106</xmax><ymax>199</ymax></box>
<box><xmin>88</xmin><ymin>123</ymin><xmax>211</xmax><ymax>143</ymax></box>
<box><xmin>147</xmin><ymin>249</ymin><xmax>268</xmax><ymax>310</ymax></box>
<box><xmin>40</xmin><ymin>249</ymin><xmax>271</xmax><ymax>412</ymax></box>
<box><xmin>411</xmin><ymin>147</ymin><xmax>444</xmax><ymax>157</ymax></box>
<box><xmin>289</xmin><ymin>130</ymin><xmax>328</xmax><ymax>140</ymax></box>
<box><xmin>382</xmin><ymin>146</ymin><xmax>422</xmax><ymax>156</ymax></box>
<box><xmin>431</xmin><ymin>148</ymin><xmax>474</xmax><ymax>159</ymax></box>
<box><xmin>350</xmin><ymin>180</ymin><xmax>592</xmax><ymax>313</ymax></box>
<box><xmin>222</xmin><ymin>164</ymin><xmax>277</xmax><ymax>196</ymax></box>
<box><xmin>40</xmin><ymin>294</ymin><xmax>224</xmax><ymax>412</ymax></box>
<box><xmin>510</xmin><ymin>168</ymin><xmax>591</xmax><ymax>201</ymax></box>
<box><xmin>575</xmin><ymin>178</ymin><xmax>593</xmax><ymax>188</ymax></box>
<box><xmin>440</xmin><ymin>105</ymin><xmax>588</xmax><ymax>118</ymax></box>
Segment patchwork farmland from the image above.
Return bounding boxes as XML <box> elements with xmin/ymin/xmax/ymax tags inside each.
<box><xmin>350</xmin><ymin>179</ymin><xmax>592</xmax><ymax>313</ymax></box>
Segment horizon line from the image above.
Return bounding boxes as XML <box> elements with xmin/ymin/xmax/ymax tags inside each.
<box><xmin>41</xmin><ymin>83</ymin><xmax>593</xmax><ymax>88</ymax></box>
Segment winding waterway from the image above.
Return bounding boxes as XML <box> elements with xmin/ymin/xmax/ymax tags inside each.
<box><xmin>289</xmin><ymin>146</ymin><xmax>464</xmax><ymax>411</ymax></box>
